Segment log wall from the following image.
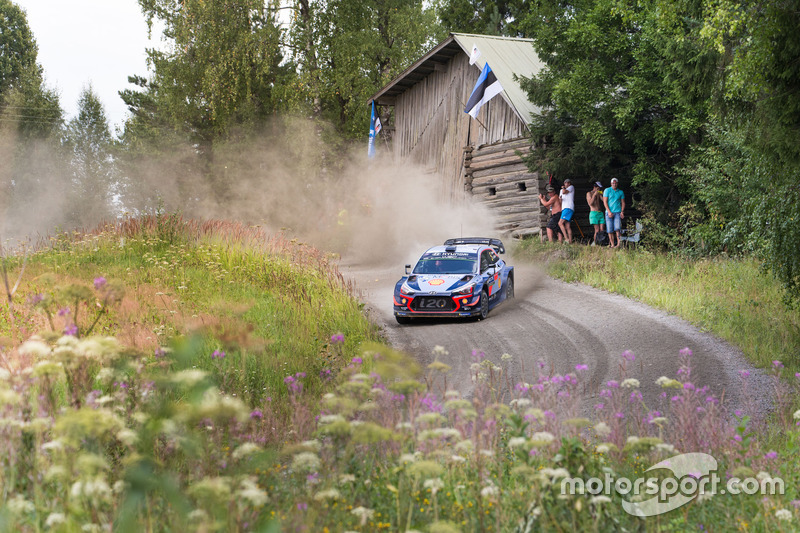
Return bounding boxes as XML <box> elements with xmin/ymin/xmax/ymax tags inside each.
<box><xmin>463</xmin><ymin>139</ymin><xmax>545</xmax><ymax>237</ymax></box>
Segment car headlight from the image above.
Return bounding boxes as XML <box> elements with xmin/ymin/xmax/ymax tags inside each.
<box><xmin>400</xmin><ymin>282</ymin><xmax>414</xmax><ymax>295</ymax></box>
<box><xmin>453</xmin><ymin>282</ymin><xmax>475</xmax><ymax>296</ymax></box>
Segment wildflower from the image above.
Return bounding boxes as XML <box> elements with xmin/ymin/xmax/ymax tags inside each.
<box><xmin>212</xmin><ymin>349</ymin><xmax>226</xmax><ymax>359</ymax></box>
<box><xmin>621</xmin><ymin>350</ymin><xmax>635</xmax><ymax>362</ymax></box>
<box><xmin>424</xmin><ymin>478</ymin><xmax>445</xmax><ymax>494</ymax></box>
<box><xmin>351</xmin><ymin>356</ymin><xmax>362</xmax><ymax>364</ymax></box>
<box><xmin>621</xmin><ymin>378</ymin><xmax>640</xmax><ymax>388</ymax></box>
<box><xmin>7</xmin><ymin>495</ymin><xmax>34</xmax><ymax>515</ymax></box>
<box><xmin>501</xmin><ymin>353</ymin><xmax>513</xmax><ymax>361</ymax></box>
<box><xmin>450</xmin><ymin>455</ymin><xmax>466</xmax><ymax>463</ymax></box>
<box><xmin>291</xmin><ymin>452</ymin><xmax>320</xmax><ymax>472</ymax></box>
<box><xmin>756</xmin><ymin>471</ymin><xmax>772</xmax><ymax>482</ymax></box>
<box><xmin>510</xmin><ymin>398</ymin><xmax>532</xmax><ymax>409</ymax></box>
<box><xmin>314</xmin><ymin>488</ymin><xmax>341</xmax><ymax>501</ymax></box>
<box><xmin>655</xmin><ymin>443</ymin><xmax>675</xmax><ymax>453</ymax></box>
<box><xmin>794</xmin><ymin>409</ymin><xmax>800</xmax><ymax>421</ymax></box>
<box><xmin>596</xmin><ymin>444</ymin><xmax>610</xmax><ymax>454</ymax></box>
<box><xmin>649</xmin><ymin>417</ymin><xmax>668</xmax><ymax>426</ymax></box>
<box><xmin>480</xmin><ymin>485</ymin><xmax>499</xmax><ymax>498</ymax></box>
<box><xmin>594</xmin><ymin>422</ymin><xmax>611</xmax><ymax>437</ymax></box>
<box><xmin>530</xmin><ymin>432</ymin><xmax>555</xmax><ymax>446</ymax></box>
<box><xmin>64</xmin><ymin>323</ymin><xmax>78</xmax><ymax>336</ymax></box>
<box><xmin>19</xmin><ymin>338</ymin><xmax>51</xmax><ymax>358</ymax></box>
<box><xmin>117</xmin><ymin>429</ymin><xmax>139</xmax><ymax>446</ymax></box>
<box><xmin>351</xmin><ymin>506</ymin><xmax>375</xmax><ymax>525</ymax></box>
<box><xmin>93</xmin><ymin>277</ymin><xmax>107</xmax><ymax>290</ymax></box>
<box><xmin>508</xmin><ymin>437</ymin><xmax>527</xmax><ymax>449</ymax></box>
<box><xmin>57</xmin><ymin>307</ymin><xmax>70</xmax><ymax>317</ymax></box>
<box><xmin>606</xmin><ymin>380</ymin><xmax>619</xmax><ymax>388</ymax></box>
<box><xmin>773</xmin><ymin>360</ymin><xmax>784</xmax><ymax>369</ymax></box>
<box><xmin>45</xmin><ymin>513</ymin><xmax>66</xmax><ymax>527</ymax></box>
<box><xmin>339</xmin><ymin>474</ymin><xmax>356</xmax><ymax>484</ymax></box>
<box><xmin>679</xmin><ymin>347</ymin><xmax>692</xmax><ymax>357</ymax></box>
<box><xmin>575</xmin><ymin>364</ymin><xmax>588</xmax><ymax>371</ymax></box>
<box><xmin>237</xmin><ymin>477</ymin><xmax>268</xmax><ymax>507</ymax></box>
<box><xmin>775</xmin><ymin>509</ymin><xmax>792</xmax><ymax>521</ymax></box>
<box><xmin>590</xmin><ymin>495</ymin><xmax>612</xmax><ymax>504</ymax></box>
<box><xmin>250</xmin><ymin>409</ymin><xmax>263</xmax><ymax>419</ymax></box>
<box><xmin>233</xmin><ymin>443</ymin><xmax>262</xmax><ymax>460</ymax></box>
<box><xmin>331</xmin><ymin>334</ymin><xmax>345</xmax><ymax>344</ymax></box>
<box><xmin>433</xmin><ymin>345</ymin><xmax>449</xmax><ymax>357</ymax></box>
<box><xmin>764</xmin><ymin>451</ymin><xmax>778</xmax><ymax>460</ymax></box>
<box><xmin>594</xmin><ymin>403</ymin><xmax>604</xmax><ymax>410</ymax></box>
<box><xmin>399</xmin><ymin>453</ymin><xmax>417</xmax><ymax>465</ymax></box>
<box><xmin>739</xmin><ymin>370</ymin><xmax>750</xmax><ymax>379</ymax></box>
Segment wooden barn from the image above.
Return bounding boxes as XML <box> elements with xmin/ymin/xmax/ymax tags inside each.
<box><xmin>370</xmin><ymin>33</ymin><xmax>549</xmax><ymax>237</ymax></box>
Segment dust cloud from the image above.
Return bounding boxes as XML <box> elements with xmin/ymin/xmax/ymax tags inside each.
<box><xmin>1</xmin><ymin>115</ymin><xmax>518</xmax><ymax>263</ymax></box>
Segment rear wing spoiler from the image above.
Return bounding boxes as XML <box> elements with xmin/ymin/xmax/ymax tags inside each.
<box><xmin>443</xmin><ymin>238</ymin><xmax>505</xmax><ymax>254</ymax></box>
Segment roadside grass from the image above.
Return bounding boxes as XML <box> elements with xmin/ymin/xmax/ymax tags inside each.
<box><xmin>0</xmin><ymin>215</ymin><xmax>379</xmax><ymax>411</ymax></box>
<box><xmin>513</xmin><ymin>240</ymin><xmax>800</xmax><ymax>371</ymax></box>
<box><xmin>2</xmin><ymin>218</ymin><xmax>800</xmax><ymax>530</ymax></box>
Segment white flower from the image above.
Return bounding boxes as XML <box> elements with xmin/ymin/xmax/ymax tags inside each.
<box><xmin>479</xmin><ymin>449</ymin><xmax>495</xmax><ymax>458</ymax></box>
<box><xmin>621</xmin><ymin>378</ymin><xmax>640</xmax><ymax>388</ymax></box>
<box><xmin>530</xmin><ymin>431</ymin><xmax>555</xmax><ymax>445</ymax></box>
<box><xmin>541</xmin><ymin>468</ymin><xmax>570</xmax><ymax>479</ymax></box>
<box><xmin>655</xmin><ymin>376</ymin><xmax>670</xmax><ymax>386</ymax></box>
<box><xmin>444</xmin><ymin>390</ymin><xmax>460</xmax><ymax>399</ymax></box>
<box><xmin>339</xmin><ymin>474</ymin><xmax>356</xmax><ymax>484</ymax></box>
<box><xmin>42</xmin><ymin>439</ymin><xmax>65</xmax><ymax>452</ymax></box>
<box><xmin>187</xmin><ymin>509</ymin><xmax>209</xmax><ymax>522</ymax></box>
<box><xmin>7</xmin><ymin>494</ymin><xmax>34</xmax><ymax>515</ymax></box>
<box><xmin>649</xmin><ymin>417</ymin><xmax>668</xmax><ymax>425</ymax></box>
<box><xmin>501</xmin><ymin>353</ymin><xmax>513</xmax><ymax>361</ymax></box>
<box><xmin>596</xmin><ymin>444</ymin><xmax>610</xmax><ymax>454</ymax></box>
<box><xmin>793</xmin><ymin>409</ymin><xmax>800</xmax><ymax>421</ymax></box>
<box><xmin>237</xmin><ymin>477</ymin><xmax>268</xmax><ymax>507</ymax></box>
<box><xmin>45</xmin><ymin>513</ymin><xmax>66</xmax><ymax>527</ymax></box>
<box><xmin>508</xmin><ymin>437</ymin><xmax>527</xmax><ymax>449</ymax></box>
<box><xmin>627</xmin><ymin>436</ymin><xmax>640</xmax><ymax>445</ymax></box>
<box><xmin>314</xmin><ymin>488</ymin><xmax>341</xmax><ymax>501</ymax></box>
<box><xmin>590</xmin><ymin>495</ymin><xmax>612</xmax><ymax>504</ymax></box>
<box><xmin>432</xmin><ymin>346</ymin><xmax>449</xmax><ymax>357</ymax></box>
<box><xmin>480</xmin><ymin>485</ymin><xmax>499</xmax><ymax>498</ymax></box>
<box><xmin>455</xmin><ymin>440</ymin><xmax>473</xmax><ymax>452</ymax></box>
<box><xmin>291</xmin><ymin>452</ymin><xmax>321</xmax><ymax>472</ymax></box>
<box><xmin>450</xmin><ymin>455</ymin><xmax>467</xmax><ymax>463</ymax></box>
<box><xmin>116</xmin><ymin>428</ymin><xmax>139</xmax><ymax>446</ymax></box>
<box><xmin>399</xmin><ymin>453</ymin><xmax>417</xmax><ymax>464</ymax></box>
<box><xmin>19</xmin><ymin>339</ymin><xmax>51</xmax><ymax>359</ymax></box>
<box><xmin>594</xmin><ymin>422</ymin><xmax>611</xmax><ymax>437</ymax></box>
<box><xmin>775</xmin><ymin>509</ymin><xmax>793</xmax><ymax>521</ymax></box>
<box><xmin>0</xmin><ymin>367</ymin><xmax>10</xmax><ymax>381</ymax></box>
<box><xmin>510</xmin><ymin>398</ymin><xmax>532</xmax><ymax>409</ymax></box>
<box><xmin>655</xmin><ymin>443</ymin><xmax>675</xmax><ymax>453</ymax></box>
<box><xmin>171</xmin><ymin>369</ymin><xmax>208</xmax><ymax>387</ymax></box>
<box><xmin>351</xmin><ymin>506</ymin><xmax>375</xmax><ymax>525</ymax></box>
<box><xmin>319</xmin><ymin>414</ymin><xmax>345</xmax><ymax>425</ymax></box>
<box><xmin>232</xmin><ymin>442</ymin><xmax>261</xmax><ymax>460</ymax></box>
<box><xmin>423</xmin><ymin>478</ymin><xmax>445</xmax><ymax>493</ymax></box>
<box><xmin>395</xmin><ymin>422</ymin><xmax>413</xmax><ymax>431</ymax></box>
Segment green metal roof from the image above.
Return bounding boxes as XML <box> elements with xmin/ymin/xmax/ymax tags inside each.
<box><xmin>370</xmin><ymin>33</ymin><xmax>544</xmax><ymax>124</ymax></box>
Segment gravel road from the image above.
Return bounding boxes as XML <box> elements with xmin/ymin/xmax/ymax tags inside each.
<box><xmin>343</xmin><ymin>260</ymin><xmax>772</xmax><ymax>416</ymax></box>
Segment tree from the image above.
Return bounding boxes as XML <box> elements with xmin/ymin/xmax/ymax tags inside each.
<box><xmin>64</xmin><ymin>86</ymin><xmax>115</xmax><ymax>226</ymax></box>
<box><xmin>0</xmin><ymin>0</ymin><xmax>37</xmax><ymax>98</ymax></box>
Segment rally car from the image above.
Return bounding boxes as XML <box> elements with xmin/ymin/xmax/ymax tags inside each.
<box><xmin>393</xmin><ymin>238</ymin><xmax>515</xmax><ymax>324</ymax></box>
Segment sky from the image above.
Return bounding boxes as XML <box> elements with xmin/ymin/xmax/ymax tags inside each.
<box><xmin>15</xmin><ymin>0</ymin><xmax>161</xmax><ymax>134</ymax></box>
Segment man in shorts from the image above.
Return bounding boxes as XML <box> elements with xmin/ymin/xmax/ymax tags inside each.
<box><xmin>586</xmin><ymin>181</ymin><xmax>605</xmax><ymax>242</ymax></box>
<box><xmin>603</xmin><ymin>177</ymin><xmax>626</xmax><ymax>248</ymax></box>
<box><xmin>538</xmin><ymin>185</ymin><xmax>563</xmax><ymax>243</ymax></box>
<box><xmin>558</xmin><ymin>178</ymin><xmax>575</xmax><ymax>243</ymax></box>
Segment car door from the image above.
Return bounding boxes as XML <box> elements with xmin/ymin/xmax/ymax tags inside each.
<box><xmin>480</xmin><ymin>250</ymin><xmax>500</xmax><ymax>299</ymax></box>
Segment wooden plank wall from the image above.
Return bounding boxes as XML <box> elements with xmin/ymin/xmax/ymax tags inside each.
<box><xmin>463</xmin><ymin>138</ymin><xmax>545</xmax><ymax>237</ymax></box>
<box><xmin>393</xmin><ymin>53</ymin><xmax>529</xmax><ymax>202</ymax></box>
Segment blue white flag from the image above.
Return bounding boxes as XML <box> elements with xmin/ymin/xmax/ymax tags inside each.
<box><xmin>368</xmin><ymin>100</ymin><xmax>377</xmax><ymax>158</ymax></box>
<box><xmin>464</xmin><ymin>63</ymin><xmax>503</xmax><ymax>119</ymax></box>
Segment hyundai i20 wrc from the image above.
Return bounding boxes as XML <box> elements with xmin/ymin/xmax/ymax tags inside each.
<box><xmin>393</xmin><ymin>238</ymin><xmax>515</xmax><ymax>324</ymax></box>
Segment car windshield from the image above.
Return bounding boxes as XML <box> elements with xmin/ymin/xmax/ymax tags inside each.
<box><xmin>413</xmin><ymin>254</ymin><xmax>477</xmax><ymax>275</ymax></box>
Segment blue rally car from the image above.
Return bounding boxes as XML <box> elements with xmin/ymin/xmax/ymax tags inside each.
<box><xmin>393</xmin><ymin>238</ymin><xmax>515</xmax><ymax>324</ymax></box>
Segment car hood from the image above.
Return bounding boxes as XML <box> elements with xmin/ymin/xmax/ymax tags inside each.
<box><xmin>412</xmin><ymin>274</ymin><xmax>474</xmax><ymax>293</ymax></box>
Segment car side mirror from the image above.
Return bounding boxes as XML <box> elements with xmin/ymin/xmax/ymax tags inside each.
<box><xmin>405</xmin><ymin>264</ymin><xmax>411</xmax><ymax>275</ymax></box>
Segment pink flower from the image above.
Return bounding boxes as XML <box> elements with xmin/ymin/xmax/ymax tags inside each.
<box><xmin>764</xmin><ymin>451</ymin><xmax>778</xmax><ymax>460</ymax></box>
<box><xmin>733</xmin><ymin>434</ymin><xmax>742</xmax><ymax>442</ymax></box>
<box><xmin>64</xmin><ymin>323</ymin><xmax>78</xmax><ymax>336</ymax></box>
<box><xmin>575</xmin><ymin>364</ymin><xmax>588</xmax><ymax>371</ymax></box>
<box><xmin>93</xmin><ymin>276</ymin><xmax>107</xmax><ymax>290</ymax></box>
<box><xmin>330</xmin><ymin>334</ymin><xmax>344</xmax><ymax>344</ymax></box>
<box><xmin>212</xmin><ymin>350</ymin><xmax>226</xmax><ymax>359</ymax></box>
<box><xmin>250</xmin><ymin>410</ymin><xmax>263</xmax><ymax>419</ymax></box>
<box><xmin>679</xmin><ymin>347</ymin><xmax>693</xmax><ymax>357</ymax></box>
<box><xmin>773</xmin><ymin>360</ymin><xmax>784</xmax><ymax>369</ymax></box>
<box><xmin>351</xmin><ymin>356</ymin><xmax>363</xmax><ymax>365</ymax></box>
<box><xmin>621</xmin><ymin>350</ymin><xmax>635</xmax><ymax>362</ymax></box>
<box><xmin>738</xmin><ymin>370</ymin><xmax>750</xmax><ymax>378</ymax></box>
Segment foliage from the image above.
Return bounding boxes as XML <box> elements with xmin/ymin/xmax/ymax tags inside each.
<box><xmin>0</xmin><ymin>0</ymin><xmax>38</xmax><ymax>99</ymax></box>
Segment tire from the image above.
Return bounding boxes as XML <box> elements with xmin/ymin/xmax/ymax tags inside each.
<box><xmin>505</xmin><ymin>275</ymin><xmax>515</xmax><ymax>300</ymax></box>
<box><xmin>395</xmin><ymin>314</ymin><xmax>412</xmax><ymax>325</ymax></box>
<box><xmin>477</xmin><ymin>289</ymin><xmax>490</xmax><ymax>320</ymax></box>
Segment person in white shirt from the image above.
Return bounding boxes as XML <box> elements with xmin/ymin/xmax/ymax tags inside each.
<box><xmin>558</xmin><ymin>178</ymin><xmax>575</xmax><ymax>243</ymax></box>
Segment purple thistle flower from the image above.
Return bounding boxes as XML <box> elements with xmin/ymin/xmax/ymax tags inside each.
<box><xmin>671</xmin><ymin>396</ymin><xmax>682</xmax><ymax>403</ymax></box>
<box><xmin>297</xmin><ymin>502</ymin><xmax>308</xmax><ymax>511</ymax></box>
<box><xmin>351</xmin><ymin>356</ymin><xmax>363</xmax><ymax>365</ymax></box>
<box><xmin>284</xmin><ymin>376</ymin><xmax>295</xmax><ymax>384</ymax></box>
<box><xmin>733</xmin><ymin>434</ymin><xmax>742</xmax><ymax>442</ymax></box>
<box><xmin>544</xmin><ymin>410</ymin><xmax>556</xmax><ymax>419</ymax></box>
<box><xmin>330</xmin><ymin>334</ymin><xmax>344</xmax><ymax>344</ymax></box>
<box><xmin>795</xmin><ymin>373</ymin><xmax>800</xmax><ymax>379</ymax></box>
<box><xmin>679</xmin><ymin>347</ymin><xmax>693</xmax><ymax>357</ymax></box>
<box><xmin>594</xmin><ymin>403</ymin><xmax>605</xmax><ymax>410</ymax></box>
<box><xmin>557</xmin><ymin>390</ymin><xmax>570</xmax><ymax>398</ymax></box>
<box><xmin>734</xmin><ymin>409</ymin><xmax>743</xmax><ymax>417</ymax></box>
<box><xmin>773</xmin><ymin>360</ymin><xmax>784</xmax><ymax>369</ymax></box>
<box><xmin>57</xmin><ymin>307</ymin><xmax>70</xmax><ymax>317</ymax></box>
<box><xmin>64</xmin><ymin>323</ymin><xmax>78</xmax><ymax>336</ymax></box>
<box><xmin>212</xmin><ymin>349</ymin><xmax>226</xmax><ymax>359</ymax></box>
<box><xmin>154</xmin><ymin>347</ymin><xmax>166</xmax><ymax>358</ymax></box>
<box><xmin>296</xmin><ymin>372</ymin><xmax>306</xmax><ymax>379</ymax></box>
<box><xmin>306</xmin><ymin>472</ymin><xmax>319</xmax><ymax>483</ymax></box>
<box><xmin>615</xmin><ymin>412</ymin><xmax>625</xmax><ymax>419</ymax></box>
<box><xmin>684</xmin><ymin>382</ymin><xmax>695</xmax><ymax>391</ymax></box>
<box><xmin>27</xmin><ymin>293</ymin><xmax>44</xmax><ymax>305</ymax></box>
<box><xmin>599</xmin><ymin>389</ymin><xmax>612</xmax><ymax>398</ymax></box>
<box><xmin>250</xmin><ymin>410</ymin><xmax>263</xmax><ymax>419</ymax></box>
<box><xmin>471</xmin><ymin>350</ymin><xmax>486</xmax><ymax>362</ymax></box>
<box><xmin>630</xmin><ymin>390</ymin><xmax>643</xmax><ymax>401</ymax></box>
<box><xmin>764</xmin><ymin>451</ymin><xmax>778</xmax><ymax>460</ymax></box>
<box><xmin>738</xmin><ymin>370</ymin><xmax>750</xmax><ymax>379</ymax></box>
<box><xmin>621</xmin><ymin>350</ymin><xmax>635</xmax><ymax>362</ymax></box>
<box><xmin>93</xmin><ymin>276</ymin><xmax>107</xmax><ymax>290</ymax></box>
<box><xmin>791</xmin><ymin>500</ymin><xmax>800</xmax><ymax>509</ymax></box>
<box><xmin>575</xmin><ymin>364</ymin><xmax>588</xmax><ymax>371</ymax></box>
<box><xmin>606</xmin><ymin>380</ymin><xmax>620</xmax><ymax>389</ymax></box>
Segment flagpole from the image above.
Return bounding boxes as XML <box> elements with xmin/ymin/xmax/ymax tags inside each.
<box><xmin>458</xmin><ymin>95</ymin><xmax>489</xmax><ymax>131</ymax></box>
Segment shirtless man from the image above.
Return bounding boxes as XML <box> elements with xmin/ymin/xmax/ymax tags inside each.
<box><xmin>586</xmin><ymin>181</ymin><xmax>605</xmax><ymax>242</ymax></box>
<box><xmin>538</xmin><ymin>185</ymin><xmax>563</xmax><ymax>243</ymax></box>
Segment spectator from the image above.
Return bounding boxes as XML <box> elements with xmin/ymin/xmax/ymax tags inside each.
<box><xmin>559</xmin><ymin>178</ymin><xmax>575</xmax><ymax>243</ymax></box>
<box><xmin>602</xmin><ymin>178</ymin><xmax>626</xmax><ymax>248</ymax></box>
<box><xmin>538</xmin><ymin>185</ymin><xmax>563</xmax><ymax>243</ymax></box>
<box><xmin>586</xmin><ymin>181</ymin><xmax>605</xmax><ymax>242</ymax></box>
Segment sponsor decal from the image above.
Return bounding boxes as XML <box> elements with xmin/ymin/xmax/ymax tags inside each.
<box><xmin>429</xmin><ymin>279</ymin><xmax>445</xmax><ymax>286</ymax></box>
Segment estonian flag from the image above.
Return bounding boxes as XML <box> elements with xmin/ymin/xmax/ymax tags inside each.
<box><xmin>368</xmin><ymin>100</ymin><xmax>377</xmax><ymax>158</ymax></box>
<box><xmin>464</xmin><ymin>63</ymin><xmax>503</xmax><ymax>119</ymax></box>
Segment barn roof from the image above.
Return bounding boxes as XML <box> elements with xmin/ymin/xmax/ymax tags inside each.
<box><xmin>370</xmin><ymin>33</ymin><xmax>545</xmax><ymax>124</ymax></box>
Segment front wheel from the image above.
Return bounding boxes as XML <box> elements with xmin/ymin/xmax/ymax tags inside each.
<box><xmin>395</xmin><ymin>314</ymin><xmax>412</xmax><ymax>325</ymax></box>
<box><xmin>505</xmin><ymin>275</ymin><xmax>515</xmax><ymax>300</ymax></box>
<box><xmin>477</xmin><ymin>289</ymin><xmax>490</xmax><ymax>320</ymax></box>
